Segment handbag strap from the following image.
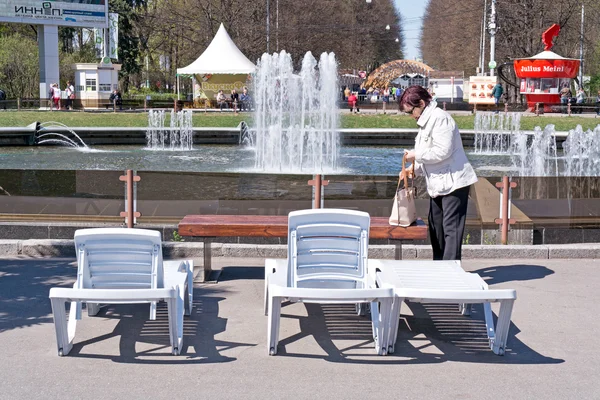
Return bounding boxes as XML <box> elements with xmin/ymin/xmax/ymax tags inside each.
<box><xmin>397</xmin><ymin>153</ymin><xmax>415</xmax><ymax>191</ymax></box>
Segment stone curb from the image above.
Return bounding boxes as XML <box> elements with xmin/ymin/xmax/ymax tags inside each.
<box><xmin>1</xmin><ymin>240</ymin><xmax>599</xmax><ymax>259</ymax></box>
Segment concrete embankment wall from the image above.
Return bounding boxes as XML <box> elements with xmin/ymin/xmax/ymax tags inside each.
<box><xmin>0</xmin><ymin>127</ymin><xmax>570</xmax><ymax>147</ymax></box>
<box><xmin>2</xmin><ymin>239</ymin><xmax>599</xmax><ymax>259</ymax></box>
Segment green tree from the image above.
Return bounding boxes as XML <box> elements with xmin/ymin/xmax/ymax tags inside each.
<box><xmin>0</xmin><ymin>34</ymin><xmax>39</xmax><ymax>98</ymax></box>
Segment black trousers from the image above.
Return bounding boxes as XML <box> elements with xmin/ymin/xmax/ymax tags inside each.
<box><xmin>428</xmin><ymin>185</ymin><xmax>470</xmax><ymax>260</ymax></box>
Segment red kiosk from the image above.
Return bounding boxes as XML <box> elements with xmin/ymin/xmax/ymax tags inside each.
<box><xmin>512</xmin><ymin>24</ymin><xmax>580</xmax><ymax>112</ymax></box>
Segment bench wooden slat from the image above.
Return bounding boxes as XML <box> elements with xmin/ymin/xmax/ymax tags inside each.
<box><xmin>178</xmin><ymin>215</ymin><xmax>427</xmax><ymax>240</ymax></box>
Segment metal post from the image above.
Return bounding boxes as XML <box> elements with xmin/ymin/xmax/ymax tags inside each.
<box><xmin>494</xmin><ymin>176</ymin><xmax>517</xmax><ymax>245</ymax></box>
<box><xmin>535</xmin><ymin>102</ymin><xmax>539</xmax><ymax>116</ymax></box>
<box><xmin>17</xmin><ymin>98</ymin><xmax>21</xmax><ymax>111</ymax></box>
<box><xmin>276</xmin><ymin>0</ymin><xmax>279</xmax><ymax>52</ymax></box>
<box><xmin>478</xmin><ymin>0</ymin><xmax>486</xmax><ymax>74</ymax></box>
<box><xmin>308</xmin><ymin>174</ymin><xmax>329</xmax><ymax>209</ymax></box>
<box><xmin>579</xmin><ymin>4</ymin><xmax>584</xmax><ymax>88</ymax></box>
<box><xmin>314</xmin><ymin>174</ymin><xmax>321</xmax><ymax>209</ymax></box>
<box><xmin>443</xmin><ymin>101</ymin><xmax>447</xmax><ymax>111</ymax></box>
<box><xmin>489</xmin><ymin>0</ymin><xmax>497</xmax><ymax>76</ymax></box>
<box><xmin>481</xmin><ymin>0</ymin><xmax>487</xmax><ymax>75</ymax></box>
<box><xmin>504</xmin><ymin>102</ymin><xmax>508</xmax><ymax>113</ymax></box>
<box><xmin>113</xmin><ymin>97</ymin><xmax>116</xmax><ymax>113</ymax></box>
<box><xmin>119</xmin><ymin>170</ymin><xmax>141</xmax><ymax>228</ymax></box>
<box><xmin>568</xmin><ymin>102</ymin><xmax>571</xmax><ymax>116</ymax></box>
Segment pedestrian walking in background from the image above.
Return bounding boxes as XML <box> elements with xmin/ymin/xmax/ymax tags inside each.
<box><xmin>399</xmin><ymin>85</ymin><xmax>478</xmax><ymax>260</ymax></box>
<box><xmin>65</xmin><ymin>81</ymin><xmax>75</xmax><ymax>110</ymax></box>
<box><xmin>575</xmin><ymin>87</ymin><xmax>585</xmax><ymax>114</ymax></box>
<box><xmin>50</xmin><ymin>83</ymin><xmax>61</xmax><ymax>111</ymax></box>
<box><xmin>491</xmin><ymin>82</ymin><xmax>503</xmax><ymax>113</ymax></box>
<box><xmin>382</xmin><ymin>86</ymin><xmax>390</xmax><ymax>114</ymax></box>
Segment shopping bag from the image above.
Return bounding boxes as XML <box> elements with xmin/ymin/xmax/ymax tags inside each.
<box><xmin>389</xmin><ymin>155</ymin><xmax>417</xmax><ymax>226</ymax></box>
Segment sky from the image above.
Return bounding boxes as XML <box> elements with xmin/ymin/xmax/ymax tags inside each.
<box><xmin>394</xmin><ymin>0</ymin><xmax>426</xmax><ymax>61</ymax></box>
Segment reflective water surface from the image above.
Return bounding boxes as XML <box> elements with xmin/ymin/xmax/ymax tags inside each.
<box><xmin>0</xmin><ymin>144</ymin><xmax>516</xmax><ymax>176</ymax></box>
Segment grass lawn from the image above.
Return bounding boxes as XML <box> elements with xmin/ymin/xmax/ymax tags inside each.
<box><xmin>0</xmin><ymin>110</ymin><xmax>598</xmax><ymax>131</ymax></box>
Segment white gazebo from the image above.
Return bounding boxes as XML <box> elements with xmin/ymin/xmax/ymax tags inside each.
<box><xmin>176</xmin><ymin>23</ymin><xmax>256</xmax><ymax>102</ymax></box>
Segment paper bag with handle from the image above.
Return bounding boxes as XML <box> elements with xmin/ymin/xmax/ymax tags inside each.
<box><xmin>389</xmin><ymin>154</ymin><xmax>417</xmax><ymax>226</ymax></box>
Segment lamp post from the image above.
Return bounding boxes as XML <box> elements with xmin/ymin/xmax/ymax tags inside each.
<box><xmin>488</xmin><ymin>0</ymin><xmax>497</xmax><ymax>77</ymax></box>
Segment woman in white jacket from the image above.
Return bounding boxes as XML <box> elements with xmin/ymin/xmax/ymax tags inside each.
<box><xmin>399</xmin><ymin>85</ymin><xmax>477</xmax><ymax>260</ymax></box>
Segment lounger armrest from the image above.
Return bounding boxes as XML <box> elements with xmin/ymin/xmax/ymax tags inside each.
<box><xmin>395</xmin><ymin>288</ymin><xmax>516</xmax><ymax>303</ymax></box>
<box><xmin>49</xmin><ymin>287</ymin><xmax>176</xmax><ymax>303</ymax></box>
<box><xmin>163</xmin><ymin>260</ymin><xmax>191</xmax><ymax>289</ymax></box>
<box><xmin>265</xmin><ymin>259</ymin><xmax>288</xmax><ymax>286</ymax></box>
<box><xmin>269</xmin><ymin>285</ymin><xmax>394</xmax><ymax>303</ymax></box>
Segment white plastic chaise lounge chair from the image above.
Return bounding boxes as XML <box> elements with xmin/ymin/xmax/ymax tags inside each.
<box><xmin>49</xmin><ymin>228</ymin><xmax>193</xmax><ymax>356</ymax></box>
<box><xmin>373</xmin><ymin>259</ymin><xmax>517</xmax><ymax>355</ymax></box>
<box><xmin>265</xmin><ymin>209</ymin><xmax>394</xmax><ymax>356</ymax></box>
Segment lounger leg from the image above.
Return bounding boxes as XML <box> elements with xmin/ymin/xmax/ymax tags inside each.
<box><xmin>264</xmin><ymin>271</ymin><xmax>269</xmax><ymax>317</ymax></box>
<box><xmin>482</xmin><ymin>302</ymin><xmax>497</xmax><ymax>347</ymax></box>
<box><xmin>166</xmin><ymin>289</ymin><xmax>183</xmax><ymax>355</ymax></box>
<box><xmin>491</xmin><ymin>299</ymin><xmax>514</xmax><ymax>355</ymax></box>
<box><xmin>459</xmin><ymin>303</ymin><xmax>472</xmax><ymax>316</ymax></box>
<box><xmin>387</xmin><ymin>297</ymin><xmax>403</xmax><ymax>354</ymax></box>
<box><xmin>371</xmin><ymin>299</ymin><xmax>391</xmax><ymax>355</ymax></box>
<box><xmin>150</xmin><ymin>301</ymin><xmax>157</xmax><ymax>320</ymax></box>
<box><xmin>186</xmin><ymin>260</ymin><xmax>194</xmax><ymax>316</ymax></box>
<box><xmin>50</xmin><ymin>298</ymin><xmax>74</xmax><ymax>356</ymax></box>
<box><xmin>87</xmin><ymin>303</ymin><xmax>101</xmax><ymax>316</ymax></box>
<box><xmin>267</xmin><ymin>295</ymin><xmax>282</xmax><ymax>356</ymax></box>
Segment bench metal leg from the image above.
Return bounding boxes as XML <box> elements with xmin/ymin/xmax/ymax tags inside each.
<box><xmin>394</xmin><ymin>241</ymin><xmax>403</xmax><ymax>260</ymax></box>
<box><xmin>204</xmin><ymin>238</ymin><xmax>212</xmax><ymax>278</ymax></box>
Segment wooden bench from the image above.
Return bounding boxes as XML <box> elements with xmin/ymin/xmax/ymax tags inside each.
<box><xmin>178</xmin><ymin>215</ymin><xmax>427</xmax><ymax>273</ymax></box>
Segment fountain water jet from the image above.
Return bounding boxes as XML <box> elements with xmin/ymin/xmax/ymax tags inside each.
<box><xmin>252</xmin><ymin>51</ymin><xmax>339</xmax><ymax>172</ymax></box>
<box><xmin>146</xmin><ymin>109</ymin><xmax>193</xmax><ymax>150</ymax></box>
<box><xmin>36</xmin><ymin>121</ymin><xmax>89</xmax><ymax>149</ymax></box>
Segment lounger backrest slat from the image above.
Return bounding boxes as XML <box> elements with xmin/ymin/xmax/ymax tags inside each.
<box><xmin>288</xmin><ymin>209</ymin><xmax>370</xmax><ymax>289</ymax></box>
<box><xmin>74</xmin><ymin>228</ymin><xmax>163</xmax><ymax>290</ymax></box>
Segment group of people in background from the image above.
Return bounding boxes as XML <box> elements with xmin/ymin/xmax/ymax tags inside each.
<box><xmin>48</xmin><ymin>81</ymin><xmax>75</xmax><ymax>111</ymax></box>
<box><xmin>344</xmin><ymin>85</ymin><xmax>404</xmax><ymax>114</ymax></box>
<box><xmin>216</xmin><ymin>87</ymin><xmax>251</xmax><ymax>112</ymax></box>
<box><xmin>560</xmin><ymin>84</ymin><xmax>589</xmax><ymax>114</ymax></box>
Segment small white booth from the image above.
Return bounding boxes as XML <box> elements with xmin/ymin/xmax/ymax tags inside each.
<box><xmin>72</xmin><ymin>59</ymin><xmax>121</xmax><ymax>108</ymax></box>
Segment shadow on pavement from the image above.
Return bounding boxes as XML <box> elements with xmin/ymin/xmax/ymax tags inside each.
<box><xmin>472</xmin><ymin>264</ymin><xmax>555</xmax><ymax>284</ymax></box>
<box><xmin>274</xmin><ymin>302</ymin><xmax>564</xmax><ymax>365</ymax></box>
<box><xmin>219</xmin><ymin>265</ymin><xmax>266</xmax><ymax>281</ymax></box>
<box><xmin>0</xmin><ymin>258</ymin><xmax>254</xmax><ymax>363</ymax></box>
<box><xmin>0</xmin><ymin>258</ymin><xmax>74</xmax><ymax>333</ymax></box>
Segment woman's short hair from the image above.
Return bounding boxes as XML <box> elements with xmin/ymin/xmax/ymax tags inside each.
<box><xmin>399</xmin><ymin>85</ymin><xmax>432</xmax><ymax>109</ymax></box>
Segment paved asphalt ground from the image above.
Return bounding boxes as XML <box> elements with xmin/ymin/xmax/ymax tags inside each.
<box><xmin>0</xmin><ymin>256</ymin><xmax>598</xmax><ymax>399</ymax></box>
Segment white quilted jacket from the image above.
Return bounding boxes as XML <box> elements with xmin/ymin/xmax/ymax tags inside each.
<box><xmin>412</xmin><ymin>101</ymin><xmax>478</xmax><ymax>198</ymax></box>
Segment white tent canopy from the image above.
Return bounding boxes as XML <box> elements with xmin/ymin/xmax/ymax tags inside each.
<box><xmin>177</xmin><ymin>23</ymin><xmax>256</xmax><ymax>75</ymax></box>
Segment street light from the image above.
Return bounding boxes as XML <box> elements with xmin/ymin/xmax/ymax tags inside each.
<box><xmin>385</xmin><ymin>24</ymin><xmax>390</xmax><ymax>30</ymax></box>
<box><xmin>395</xmin><ymin>38</ymin><xmax>399</xmax><ymax>42</ymax></box>
<box><xmin>366</xmin><ymin>0</ymin><xmax>372</xmax><ymax>3</ymax></box>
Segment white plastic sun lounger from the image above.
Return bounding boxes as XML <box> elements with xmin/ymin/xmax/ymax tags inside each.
<box><xmin>49</xmin><ymin>228</ymin><xmax>193</xmax><ymax>356</ymax></box>
<box><xmin>373</xmin><ymin>259</ymin><xmax>516</xmax><ymax>356</ymax></box>
<box><xmin>265</xmin><ymin>209</ymin><xmax>394</xmax><ymax>356</ymax></box>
